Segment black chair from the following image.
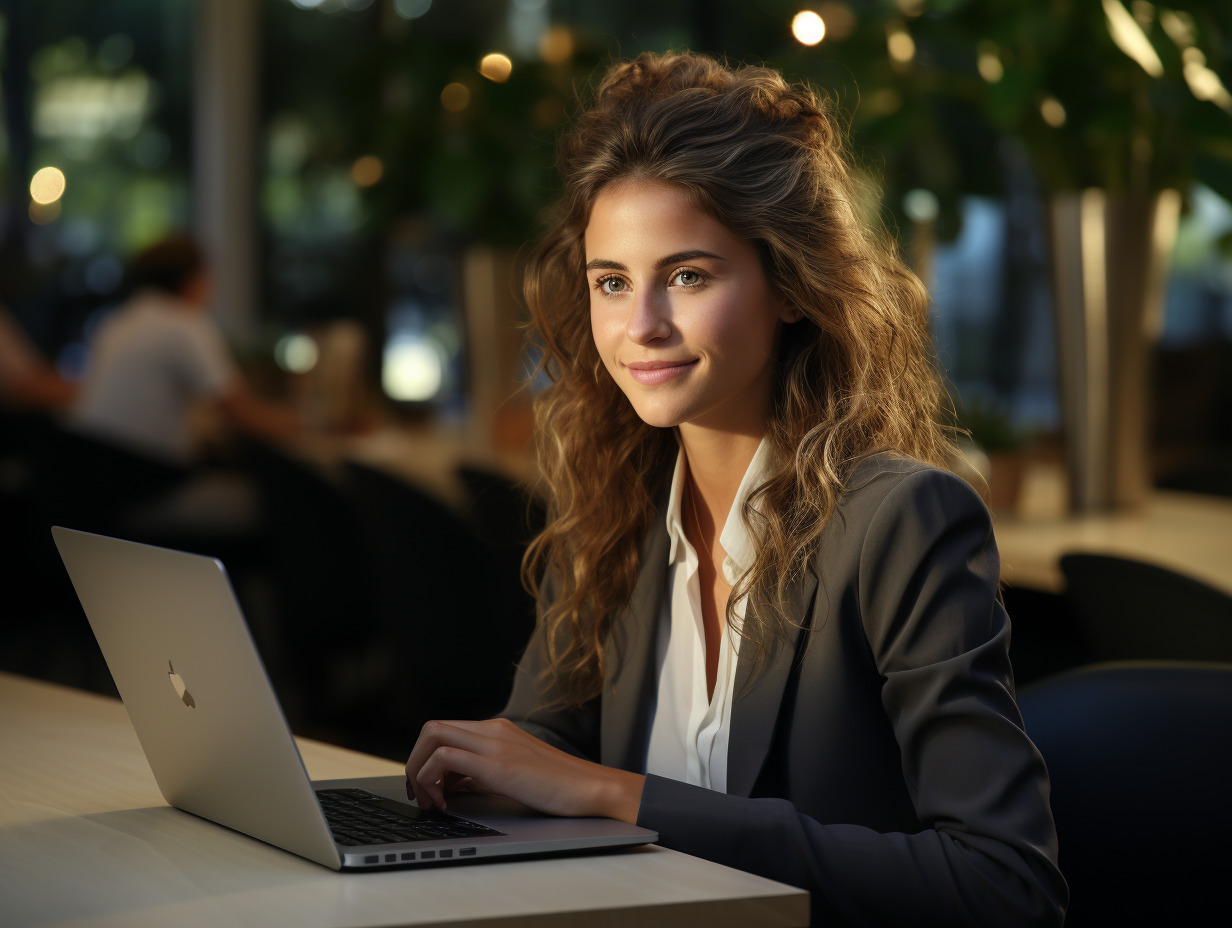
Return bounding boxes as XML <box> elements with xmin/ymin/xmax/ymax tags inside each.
<box><xmin>9</xmin><ymin>422</ymin><xmax>195</xmax><ymax>695</ymax></box>
<box><xmin>455</xmin><ymin>464</ymin><xmax>542</xmax><ymax>669</ymax></box>
<box><xmin>239</xmin><ymin>438</ymin><xmax>373</xmax><ymax>738</ymax></box>
<box><xmin>1059</xmin><ymin>553</ymin><xmax>1232</xmax><ymax>662</ymax></box>
<box><xmin>455</xmin><ymin>464</ymin><xmax>547</xmax><ymax>551</ymax></box>
<box><xmin>25</xmin><ymin>423</ymin><xmax>191</xmax><ymax>535</ymax></box>
<box><xmin>346</xmin><ymin>462</ymin><xmax>532</xmax><ymax>750</ymax></box>
<box><xmin>1018</xmin><ymin>662</ymin><xmax>1232</xmax><ymax>927</ymax></box>
<box><xmin>1002</xmin><ymin>584</ymin><xmax>1091</xmax><ymax>686</ymax></box>
<box><xmin>1</xmin><ymin>414</ymin><xmax>113</xmax><ymax>694</ymax></box>
<box><xmin>0</xmin><ymin>411</ymin><xmax>57</xmax><ymax>581</ymax></box>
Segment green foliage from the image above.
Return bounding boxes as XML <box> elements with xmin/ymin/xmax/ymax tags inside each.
<box><xmin>925</xmin><ymin>0</ymin><xmax>1232</xmax><ymax>199</ymax></box>
<box><xmin>261</xmin><ymin>0</ymin><xmax>1232</xmax><ymax>249</ymax></box>
<box><xmin>775</xmin><ymin>1</ymin><xmax>1232</xmax><ymax>241</ymax></box>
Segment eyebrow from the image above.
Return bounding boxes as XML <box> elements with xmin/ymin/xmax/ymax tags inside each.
<box><xmin>584</xmin><ymin>250</ymin><xmax>727</xmax><ymax>272</ymax></box>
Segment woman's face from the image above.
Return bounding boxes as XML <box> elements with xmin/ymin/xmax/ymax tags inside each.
<box><xmin>585</xmin><ymin>180</ymin><xmax>794</xmax><ymax>438</ymax></box>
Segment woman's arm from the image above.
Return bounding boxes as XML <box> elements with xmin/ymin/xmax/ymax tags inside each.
<box><xmin>404</xmin><ymin>716</ymin><xmax>643</xmax><ymax>819</ymax></box>
<box><xmin>406</xmin><ymin>573</ymin><xmax>645</xmax><ymax>819</ymax></box>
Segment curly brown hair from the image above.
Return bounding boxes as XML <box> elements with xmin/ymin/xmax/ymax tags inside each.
<box><xmin>522</xmin><ymin>51</ymin><xmax>955</xmax><ymax>707</ymax></box>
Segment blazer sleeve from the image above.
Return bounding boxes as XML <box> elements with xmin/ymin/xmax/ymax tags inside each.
<box><xmin>500</xmin><ymin>570</ymin><xmax>602</xmax><ymax>761</ymax></box>
<box><xmin>636</xmin><ymin>468</ymin><xmax>1068</xmax><ymax>927</ymax></box>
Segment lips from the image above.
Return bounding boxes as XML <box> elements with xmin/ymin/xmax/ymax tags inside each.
<box><xmin>625</xmin><ymin>359</ymin><xmax>698</xmax><ymax>385</ymax></box>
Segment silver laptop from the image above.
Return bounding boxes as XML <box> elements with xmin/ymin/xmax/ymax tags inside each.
<box><xmin>52</xmin><ymin>525</ymin><xmax>656</xmax><ymax>870</ymax></box>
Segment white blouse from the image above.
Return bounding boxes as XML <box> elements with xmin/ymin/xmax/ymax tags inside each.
<box><xmin>644</xmin><ymin>439</ymin><xmax>771</xmax><ymax>792</ymax></box>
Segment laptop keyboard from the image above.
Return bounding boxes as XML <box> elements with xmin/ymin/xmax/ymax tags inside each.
<box><xmin>317</xmin><ymin>788</ymin><xmax>505</xmax><ymax>847</ymax></box>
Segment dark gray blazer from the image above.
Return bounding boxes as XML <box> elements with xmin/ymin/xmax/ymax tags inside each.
<box><xmin>503</xmin><ymin>457</ymin><xmax>1068</xmax><ymax>926</ymax></box>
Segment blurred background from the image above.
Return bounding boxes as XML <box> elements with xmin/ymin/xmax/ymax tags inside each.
<box><xmin>2</xmin><ymin>0</ymin><xmax>1231</xmax><ymax>745</ymax></box>
<box><xmin>4</xmin><ymin>7</ymin><xmax>1232</xmax><ymax>919</ymax></box>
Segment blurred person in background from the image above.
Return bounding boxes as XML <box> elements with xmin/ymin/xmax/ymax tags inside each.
<box><xmin>69</xmin><ymin>233</ymin><xmax>298</xmax><ymax>464</ymax></box>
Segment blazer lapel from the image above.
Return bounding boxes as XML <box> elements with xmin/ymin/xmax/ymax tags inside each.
<box><xmin>599</xmin><ymin>522</ymin><xmax>669</xmax><ymax>771</ymax></box>
<box><xmin>727</xmin><ymin>564</ymin><xmax>818</xmax><ymax>797</ymax></box>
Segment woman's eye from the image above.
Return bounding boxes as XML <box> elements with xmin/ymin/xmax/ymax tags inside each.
<box><xmin>672</xmin><ymin>269</ymin><xmax>703</xmax><ymax>287</ymax></box>
<box><xmin>596</xmin><ymin>276</ymin><xmax>627</xmax><ymax>295</ymax></box>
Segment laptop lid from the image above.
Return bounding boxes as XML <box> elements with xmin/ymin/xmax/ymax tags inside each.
<box><xmin>53</xmin><ymin>525</ymin><xmax>341</xmax><ymax>867</ymax></box>
<box><xmin>51</xmin><ymin>526</ymin><xmax>655</xmax><ymax>870</ymax></box>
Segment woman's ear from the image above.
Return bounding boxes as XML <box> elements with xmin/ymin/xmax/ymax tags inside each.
<box><xmin>778</xmin><ymin>301</ymin><xmax>804</xmax><ymax>323</ymax></box>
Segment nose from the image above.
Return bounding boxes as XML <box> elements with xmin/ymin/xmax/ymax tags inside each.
<box><xmin>625</xmin><ymin>289</ymin><xmax>671</xmax><ymax>344</ymax></box>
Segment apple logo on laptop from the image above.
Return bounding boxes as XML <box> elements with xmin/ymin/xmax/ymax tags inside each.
<box><xmin>168</xmin><ymin>661</ymin><xmax>196</xmax><ymax>708</ymax></box>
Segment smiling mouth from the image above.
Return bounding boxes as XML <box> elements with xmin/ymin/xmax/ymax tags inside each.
<box><xmin>625</xmin><ymin>359</ymin><xmax>698</xmax><ymax>384</ymax></box>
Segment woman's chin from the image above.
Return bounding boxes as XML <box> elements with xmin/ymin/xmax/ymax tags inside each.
<box><xmin>626</xmin><ymin>404</ymin><xmax>685</xmax><ymax>430</ymax></box>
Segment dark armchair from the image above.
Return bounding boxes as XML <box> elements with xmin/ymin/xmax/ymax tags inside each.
<box><xmin>1059</xmin><ymin>553</ymin><xmax>1232</xmax><ymax>662</ymax></box>
<box><xmin>1017</xmin><ymin>661</ymin><xmax>1232</xmax><ymax>927</ymax></box>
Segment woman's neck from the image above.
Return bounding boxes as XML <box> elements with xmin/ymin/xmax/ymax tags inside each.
<box><xmin>678</xmin><ymin>426</ymin><xmax>762</xmax><ymax>697</ymax></box>
<box><xmin>678</xmin><ymin>426</ymin><xmax>763</xmax><ymax>529</ymax></box>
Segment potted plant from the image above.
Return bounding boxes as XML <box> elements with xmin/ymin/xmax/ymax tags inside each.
<box><xmin>953</xmin><ymin>391</ymin><xmax>1035</xmax><ymax>514</ymax></box>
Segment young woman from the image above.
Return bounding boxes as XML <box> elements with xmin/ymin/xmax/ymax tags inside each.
<box><xmin>406</xmin><ymin>52</ymin><xmax>1067</xmax><ymax>926</ymax></box>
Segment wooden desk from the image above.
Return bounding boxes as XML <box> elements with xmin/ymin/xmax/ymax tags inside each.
<box><xmin>0</xmin><ymin>674</ymin><xmax>807</xmax><ymax>928</ymax></box>
<box><xmin>994</xmin><ymin>488</ymin><xmax>1232</xmax><ymax>596</ymax></box>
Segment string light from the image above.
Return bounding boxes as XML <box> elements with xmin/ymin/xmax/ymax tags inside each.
<box><xmin>539</xmin><ymin>26</ymin><xmax>574</xmax><ymax>64</ymax></box>
<box><xmin>350</xmin><ymin>156</ymin><xmax>383</xmax><ymax>187</ymax></box>
<box><xmin>977</xmin><ymin>47</ymin><xmax>1004</xmax><ymax>83</ymax></box>
<box><xmin>30</xmin><ymin>167</ymin><xmax>67</xmax><ymax>205</ymax></box>
<box><xmin>886</xmin><ymin>22</ymin><xmax>916</xmax><ymax>64</ymax></box>
<box><xmin>792</xmin><ymin>11</ymin><xmax>826</xmax><ymax>46</ymax></box>
<box><xmin>1040</xmin><ymin>96</ymin><xmax>1067</xmax><ymax>127</ymax></box>
<box><xmin>479</xmin><ymin>53</ymin><xmax>513</xmax><ymax>83</ymax></box>
<box><xmin>440</xmin><ymin>82</ymin><xmax>471</xmax><ymax>112</ymax></box>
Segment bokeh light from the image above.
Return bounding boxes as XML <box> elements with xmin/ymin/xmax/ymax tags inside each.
<box><xmin>977</xmin><ymin>48</ymin><xmax>1004</xmax><ymax>83</ymax></box>
<box><xmin>1183</xmin><ymin>59</ymin><xmax>1232</xmax><ymax>110</ymax></box>
<box><xmin>440</xmin><ymin>82</ymin><xmax>471</xmax><ymax>112</ymax></box>
<box><xmin>275</xmin><ymin>333</ymin><xmax>321</xmax><ymax>374</ymax></box>
<box><xmin>479</xmin><ymin>53</ymin><xmax>513</xmax><ymax>83</ymax></box>
<box><xmin>1159</xmin><ymin>9</ymin><xmax>1195</xmax><ymax>46</ymax></box>
<box><xmin>539</xmin><ymin>26</ymin><xmax>574</xmax><ymax>64</ymax></box>
<box><xmin>1102</xmin><ymin>0</ymin><xmax>1163</xmax><ymax>77</ymax></box>
<box><xmin>792</xmin><ymin>12</ymin><xmax>826</xmax><ymax>46</ymax></box>
<box><xmin>350</xmin><ymin>155</ymin><xmax>384</xmax><ymax>187</ymax></box>
<box><xmin>1040</xmin><ymin>96</ymin><xmax>1068</xmax><ymax>128</ymax></box>
<box><xmin>886</xmin><ymin>23</ymin><xmax>916</xmax><ymax>63</ymax></box>
<box><xmin>903</xmin><ymin>189</ymin><xmax>940</xmax><ymax>224</ymax></box>
<box><xmin>30</xmin><ymin>167</ymin><xmax>67</xmax><ymax>205</ymax></box>
<box><xmin>382</xmin><ymin>336</ymin><xmax>444</xmax><ymax>402</ymax></box>
<box><xmin>392</xmin><ymin>0</ymin><xmax>432</xmax><ymax>19</ymax></box>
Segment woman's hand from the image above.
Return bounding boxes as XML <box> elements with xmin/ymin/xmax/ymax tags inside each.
<box><xmin>404</xmin><ymin>717</ymin><xmax>645</xmax><ymax>824</ymax></box>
